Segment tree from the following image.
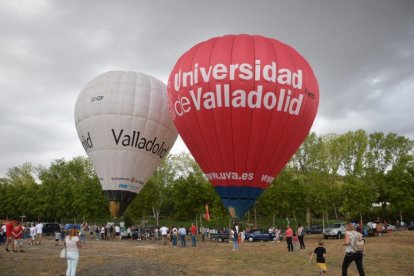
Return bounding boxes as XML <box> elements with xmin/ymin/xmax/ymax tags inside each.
<box><xmin>340</xmin><ymin>176</ymin><xmax>376</xmax><ymax>224</ymax></box>
<box><xmin>1</xmin><ymin>163</ymin><xmax>38</xmax><ymax>220</ymax></box>
<box><xmin>383</xmin><ymin>154</ymin><xmax>414</xmax><ymax>222</ymax></box>
<box><xmin>37</xmin><ymin>157</ymin><xmax>108</xmax><ymax>222</ymax></box>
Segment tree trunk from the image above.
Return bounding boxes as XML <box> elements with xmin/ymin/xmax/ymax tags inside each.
<box><xmin>152</xmin><ymin>207</ymin><xmax>160</xmax><ymax>226</ymax></box>
<box><xmin>326</xmin><ymin>211</ymin><xmax>329</xmax><ymax>225</ymax></box>
<box><xmin>273</xmin><ymin>213</ymin><xmax>275</xmax><ymax>226</ymax></box>
<box><xmin>322</xmin><ymin>212</ymin><xmax>325</xmax><ymax>229</ymax></box>
<box><xmin>293</xmin><ymin>213</ymin><xmax>298</xmax><ymax>226</ymax></box>
<box><xmin>286</xmin><ymin>214</ymin><xmax>290</xmax><ymax>227</ymax></box>
<box><xmin>254</xmin><ymin>206</ymin><xmax>257</xmax><ymax>229</ymax></box>
<box><xmin>306</xmin><ymin>207</ymin><xmax>311</xmax><ymax>228</ymax></box>
<box><xmin>333</xmin><ymin>203</ymin><xmax>339</xmax><ymax>220</ymax></box>
<box><xmin>399</xmin><ymin>209</ymin><xmax>403</xmax><ymax>224</ymax></box>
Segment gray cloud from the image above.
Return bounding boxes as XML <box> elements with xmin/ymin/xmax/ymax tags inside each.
<box><xmin>0</xmin><ymin>0</ymin><xmax>413</xmax><ymax>176</ymax></box>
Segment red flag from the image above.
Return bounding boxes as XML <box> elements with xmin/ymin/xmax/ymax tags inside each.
<box><xmin>204</xmin><ymin>204</ymin><xmax>210</xmax><ymax>221</ymax></box>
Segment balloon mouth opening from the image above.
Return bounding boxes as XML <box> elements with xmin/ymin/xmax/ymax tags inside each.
<box><xmin>104</xmin><ymin>190</ymin><xmax>137</xmax><ymax>218</ymax></box>
<box><xmin>214</xmin><ymin>186</ymin><xmax>265</xmax><ymax>219</ymax></box>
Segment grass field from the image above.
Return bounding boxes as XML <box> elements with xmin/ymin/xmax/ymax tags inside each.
<box><xmin>1</xmin><ymin>231</ymin><xmax>413</xmax><ymax>275</ymax></box>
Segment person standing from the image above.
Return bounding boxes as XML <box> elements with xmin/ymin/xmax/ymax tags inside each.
<box><xmin>285</xmin><ymin>225</ymin><xmax>294</xmax><ymax>252</ymax></box>
<box><xmin>89</xmin><ymin>225</ymin><xmax>94</xmax><ymax>240</ymax></box>
<box><xmin>231</xmin><ymin>224</ymin><xmax>239</xmax><ymax>252</ymax></box>
<box><xmin>154</xmin><ymin>227</ymin><xmax>159</xmax><ymax>241</ymax></box>
<box><xmin>160</xmin><ymin>225</ymin><xmax>169</xmax><ymax>245</ymax></box>
<box><xmin>35</xmin><ymin>222</ymin><xmax>43</xmax><ymax>245</ymax></box>
<box><xmin>274</xmin><ymin>226</ymin><xmax>281</xmax><ymax>242</ymax></box>
<box><xmin>297</xmin><ymin>224</ymin><xmax>306</xmax><ymax>250</ymax></box>
<box><xmin>29</xmin><ymin>224</ymin><xmax>36</xmax><ymax>245</ymax></box>
<box><xmin>1</xmin><ymin>222</ymin><xmax>6</xmax><ymax>244</ymax></box>
<box><xmin>114</xmin><ymin>224</ymin><xmax>121</xmax><ymax>240</ymax></box>
<box><xmin>55</xmin><ymin>230</ymin><xmax>62</xmax><ymax>246</ymax></box>
<box><xmin>5</xmin><ymin>220</ymin><xmax>15</xmax><ymax>252</ymax></box>
<box><xmin>171</xmin><ymin>226</ymin><xmax>178</xmax><ymax>247</ymax></box>
<box><xmin>95</xmin><ymin>225</ymin><xmax>100</xmax><ymax>240</ymax></box>
<box><xmin>79</xmin><ymin>223</ymin><xmax>86</xmax><ymax>244</ymax></box>
<box><xmin>100</xmin><ymin>225</ymin><xmax>105</xmax><ymax>240</ymax></box>
<box><xmin>12</xmin><ymin>221</ymin><xmax>24</xmax><ymax>252</ymax></box>
<box><xmin>342</xmin><ymin>223</ymin><xmax>365</xmax><ymax>276</ymax></box>
<box><xmin>178</xmin><ymin>226</ymin><xmax>186</xmax><ymax>247</ymax></box>
<box><xmin>65</xmin><ymin>225</ymin><xmax>82</xmax><ymax>276</ymax></box>
<box><xmin>190</xmin><ymin>223</ymin><xmax>197</xmax><ymax>247</ymax></box>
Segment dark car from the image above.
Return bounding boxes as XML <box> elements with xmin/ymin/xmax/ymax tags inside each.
<box><xmin>245</xmin><ymin>229</ymin><xmax>275</xmax><ymax>242</ymax></box>
<box><xmin>210</xmin><ymin>230</ymin><xmax>230</xmax><ymax>242</ymax></box>
<box><xmin>42</xmin><ymin>223</ymin><xmax>61</xmax><ymax>236</ymax></box>
<box><xmin>304</xmin><ymin>224</ymin><xmax>323</xmax><ymax>234</ymax></box>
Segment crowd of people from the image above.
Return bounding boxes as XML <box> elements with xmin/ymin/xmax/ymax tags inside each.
<box><xmin>1</xmin><ymin>219</ymin><xmax>386</xmax><ymax>275</ymax></box>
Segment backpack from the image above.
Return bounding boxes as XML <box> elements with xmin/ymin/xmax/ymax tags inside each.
<box><xmin>352</xmin><ymin>231</ymin><xmax>365</xmax><ymax>252</ymax></box>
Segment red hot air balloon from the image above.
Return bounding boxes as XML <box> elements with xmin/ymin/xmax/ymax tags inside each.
<box><xmin>167</xmin><ymin>34</ymin><xmax>319</xmax><ymax>218</ymax></box>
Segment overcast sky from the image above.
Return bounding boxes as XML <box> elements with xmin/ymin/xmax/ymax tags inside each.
<box><xmin>0</xmin><ymin>0</ymin><xmax>413</xmax><ymax>177</ymax></box>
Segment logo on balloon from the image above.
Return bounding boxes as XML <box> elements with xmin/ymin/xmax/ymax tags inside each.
<box><xmin>170</xmin><ymin>60</ymin><xmax>307</xmax><ymax>119</ymax></box>
<box><xmin>80</xmin><ymin>132</ymin><xmax>93</xmax><ymax>151</ymax></box>
<box><xmin>112</xmin><ymin>129</ymin><xmax>170</xmax><ymax>159</ymax></box>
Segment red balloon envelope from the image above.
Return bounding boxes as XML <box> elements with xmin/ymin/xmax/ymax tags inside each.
<box><xmin>167</xmin><ymin>34</ymin><xmax>319</xmax><ymax>218</ymax></box>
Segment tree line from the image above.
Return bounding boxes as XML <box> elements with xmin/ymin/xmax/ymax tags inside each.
<box><xmin>1</xmin><ymin>130</ymin><xmax>413</xmax><ymax>228</ymax></box>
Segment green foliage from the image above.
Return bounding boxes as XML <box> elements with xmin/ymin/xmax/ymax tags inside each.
<box><xmin>1</xmin><ymin>131</ymin><xmax>413</xmax><ymax>226</ymax></box>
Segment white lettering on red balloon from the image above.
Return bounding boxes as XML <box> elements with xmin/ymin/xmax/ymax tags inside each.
<box><xmin>170</xmin><ymin>60</ymin><xmax>306</xmax><ymax>118</ymax></box>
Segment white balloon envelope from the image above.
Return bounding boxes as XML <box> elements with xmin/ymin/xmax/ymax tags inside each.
<box><xmin>74</xmin><ymin>71</ymin><xmax>178</xmax><ymax>217</ymax></box>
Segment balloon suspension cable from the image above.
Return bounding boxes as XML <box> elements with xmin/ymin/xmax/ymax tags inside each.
<box><xmin>231</xmin><ymin>217</ymin><xmax>239</xmax><ymax>226</ymax></box>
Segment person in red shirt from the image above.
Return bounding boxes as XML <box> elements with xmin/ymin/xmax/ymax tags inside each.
<box><xmin>285</xmin><ymin>225</ymin><xmax>294</xmax><ymax>252</ymax></box>
<box><xmin>190</xmin><ymin>223</ymin><xmax>197</xmax><ymax>247</ymax></box>
<box><xmin>12</xmin><ymin>221</ymin><xmax>24</xmax><ymax>252</ymax></box>
<box><xmin>5</xmin><ymin>220</ymin><xmax>15</xmax><ymax>252</ymax></box>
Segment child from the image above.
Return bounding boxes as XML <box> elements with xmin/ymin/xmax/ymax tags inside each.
<box><xmin>29</xmin><ymin>224</ymin><xmax>36</xmax><ymax>245</ymax></box>
<box><xmin>309</xmin><ymin>240</ymin><xmax>327</xmax><ymax>275</ymax></box>
<box><xmin>54</xmin><ymin>230</ymin><xmax>61</xmax><ymax>246</ymax></box>
<box><xmin>293</xmin><ymin>233</ymin><xmax>300</xmax><ymax>251</ymax></box>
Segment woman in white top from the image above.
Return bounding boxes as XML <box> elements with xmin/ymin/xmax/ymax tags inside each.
<box><xmin>65</xmin><ymin>226</ymin><xmax>82</xmax><ymax>276</ymax></box>
<box><xmin>342</xmin><ymin>223</ymin><xmax>365</xmax><ymax>276</ymax></box>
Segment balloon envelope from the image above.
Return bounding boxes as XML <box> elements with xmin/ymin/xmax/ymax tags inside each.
<box><xmin>75</xmin><ymin>71</ymin><xmax>178</xmax><ymax>217</ymax></box>
<box><xmin>167</xmin><ymin>34</ymin><xmax>319</xmax><ymax>218</ymax></box>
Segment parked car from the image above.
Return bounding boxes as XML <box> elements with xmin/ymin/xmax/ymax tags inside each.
<box><xmin>210</xmin><ymin>230</ymin><xmax>230</xmax><ymax>242</ymax></box>
<box><xmin>323</xmin><ymin>222</ymin><xmax>347</xmax><ymax>239</ymax></box>
<box><xmin>385</xmin><ymin>224</ymin><xmax>396</xmax><ymax>231</ymax></box>
<box><xmin>304</xmin><ymin>224</ymin><xmax>323</xmax><ymax>234</ymax></box>
<box><xmin>245</xmin><ymin>229</ymin><xmax>275</xmax><ymax>242</ymax></box>
<box><xmin>43</xmin><ymin>223</ymin><xmax>62</xmax><ymax>236</ymax></box>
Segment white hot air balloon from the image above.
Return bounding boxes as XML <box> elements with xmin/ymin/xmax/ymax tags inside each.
<box><xmin>74</xmin><ymin>71</ymin><xmax>178</xmax><ymax>217</ymax></box>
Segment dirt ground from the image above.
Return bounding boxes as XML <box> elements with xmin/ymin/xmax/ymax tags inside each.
<box><xmin>1</xmin><ymin>231</ymin><xmax>413</xmax><ymax>275</ymax></box>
